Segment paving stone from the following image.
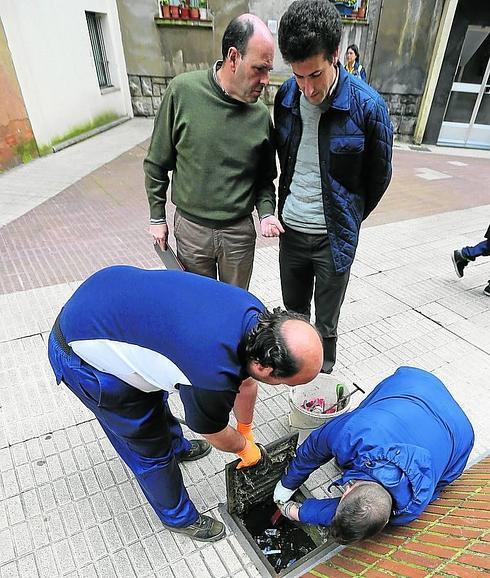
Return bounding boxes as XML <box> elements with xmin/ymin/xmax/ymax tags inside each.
<box><xmin>127</xmin><ymin>542</ymin><xmax>153</xmax><ymax>576</ymax></box>
<box><xmin>76</xmin><ymin>497</ymin><xmax>97</xmax><ymax>529</ymax></box>
<box><xmin>5</xmin><ymin>496</ymin><xmax>24</xmax><ymax>525</ymax></box>
<box><xmin>142</xmin><ymin>534</ymin><xmax>168</xmax><ymax>569</ymax></box>
<box><xmin>94</xmin><ymin>556</ymin><xmax>118</xmax><ymax>578</ymax></box>
<box><xmin>111</xmin><ymin>549</ymin><xmax>137</xmax><ymax>578</ymax></box>
<box><xmin>0</xmin><ymin>528</ymin><xmax>15</xmax><ymax>564</ymax></box>
<box><xmin>16</xmin><ymin>554</ymin><xmax>38</xmax><ymax>578</ymax></box>
<box><xmin>115</xmin><ymin>512</ymin><xmax>139</xmax><ymax>546</ymax></box>
<box><xmin>85</xmin><ymin>525</ymin><xmax>108</xmax><ymax>560</ymax></box>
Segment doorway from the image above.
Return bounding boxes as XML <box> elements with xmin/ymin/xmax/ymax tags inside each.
<box><xmin>438</xmin><ymin>26</ymin><xmax>490</xmax><ymax>149</ymax></box>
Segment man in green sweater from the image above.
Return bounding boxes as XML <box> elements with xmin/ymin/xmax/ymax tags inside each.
<box><xmin>144</xmin><ymin>14</ymin><xmax>284</xmax><ymax>289</ymax></box>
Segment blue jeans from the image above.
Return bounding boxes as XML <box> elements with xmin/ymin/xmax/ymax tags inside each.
<box><xmin>47</xmin><ymin>332</ymin><xmax>197</xmax><ymax>527</ymax></box>
<box><xmin>462</xmin><ymin>239</ymin><xmax>490</xmax><ymax>261</ymax></box>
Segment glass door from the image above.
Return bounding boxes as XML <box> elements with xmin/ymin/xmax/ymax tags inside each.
<box><xmin>438</xmin><ymin>26</ymin><xmax>490</xmax><ymax>149</ymax></box>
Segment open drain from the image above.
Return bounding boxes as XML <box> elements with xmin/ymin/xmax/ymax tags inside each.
<box><xmin>219</xmin><ymin>433</ymin><xmax>341</xmax><ymax>577</ymax></box>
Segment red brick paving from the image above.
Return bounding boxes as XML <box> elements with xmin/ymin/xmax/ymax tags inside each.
<box><xmin>305</xmin><ymin>456</ymin><xmax>490</xmax><ymax>578</ymax></box>
<box><xmin>0</xmin><ymin>141</ymin><xmax>489</xmax><ymax>295</ymax></box>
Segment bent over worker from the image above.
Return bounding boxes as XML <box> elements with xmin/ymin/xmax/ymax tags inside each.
<box><xmin>274</xmin><ymin>367</ymin><xmax>474</xmax><ymax>544</ymax></box>
<box><xmin>48</xmin><ymin>266</ymin><xmax>323</xmax><ymax>542</ymax></box>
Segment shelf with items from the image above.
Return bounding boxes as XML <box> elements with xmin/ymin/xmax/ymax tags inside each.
<box><xmin>157</xmin><ymin>0</ymin><xmax>211</xmax><ymax>24</ymax></box>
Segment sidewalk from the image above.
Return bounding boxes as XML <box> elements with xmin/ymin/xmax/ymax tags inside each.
<box><xmin>0</xmin><ymin>121</ymin><xmax>489</xmax><ymax>577</ymax></box>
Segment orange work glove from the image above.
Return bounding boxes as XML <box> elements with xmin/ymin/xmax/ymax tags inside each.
<box><xmin>236</xmin><ymin>439</ymin><xmax>261</xmax><ymax>469</ymax></box>
<box><xmin>236</xmin><ymin>421</ymin><xmax>254</xmax><ymax>443</ymax></box>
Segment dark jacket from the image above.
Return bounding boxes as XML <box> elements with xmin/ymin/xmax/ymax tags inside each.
<box><xmin>274</xmin><ymin>65</ymin><xmax>393</xmax><ymax>273</ymax></box>
<box><xmin>281</xmin><ymin>367</ymin><xmax>474</xmax><ymax>527</ymax></box>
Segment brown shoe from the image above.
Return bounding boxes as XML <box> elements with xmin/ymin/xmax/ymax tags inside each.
<box><xmin>164</xmin><ymin>514</ymin><xmax>225</xmax><ymax>542</ymax></box>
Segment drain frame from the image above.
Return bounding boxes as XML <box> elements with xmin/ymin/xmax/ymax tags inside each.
<box><xmin>219</xmin><ymin>433</ymin><xmax>341</xmax><ymax>577</ymax></box>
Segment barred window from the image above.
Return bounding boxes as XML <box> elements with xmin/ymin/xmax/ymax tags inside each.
<box><xmin>86</xmin><ymin>11</ymin><xmax>112</xmax><ymax>89</ymax></box>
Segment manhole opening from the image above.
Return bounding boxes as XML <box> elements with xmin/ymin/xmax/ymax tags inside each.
<box><xmin>219</xmin><ymin>433</ymin><xmax>339</xmax><ymax>577</ymax></box>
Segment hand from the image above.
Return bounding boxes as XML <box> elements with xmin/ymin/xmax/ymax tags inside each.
<box><xmin>150</xmin><ymin>223</ymin><xmax>168</xmax><ymax>250</ymax></box>
<box><xmin>260</xmin><ymin>215</ymin><xmax>285</xmax><ymax>238</ymax></box>
<box><xmin>236</xmin><ymin>439</ymin><xmax>261</xmax><ymax>469</ymax></box>
<box><xmin>236</xmin><ymin>421</ymin><xmax>254</xmax><ymax>443</ymax></box>
<box><xmin>278</xmin><ymin>501</ymin><xmax>301</xmax><ymax>521</ymax></box>
<box><xmin>273</xmin><ymin>480</ymin><xmax>296</xmax><ymax>504</ymax></box>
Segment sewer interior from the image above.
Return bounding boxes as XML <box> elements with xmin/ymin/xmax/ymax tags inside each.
<box><xmin>241</xmin><ymin>497</ymin><xmax>318</xmax><ymax>573</ymax></box>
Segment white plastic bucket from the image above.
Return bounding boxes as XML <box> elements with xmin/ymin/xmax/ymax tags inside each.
<box><xmin>289</xmin><ymin>374</ymin><xmax>351</xmax><ymax>443</ymax></box>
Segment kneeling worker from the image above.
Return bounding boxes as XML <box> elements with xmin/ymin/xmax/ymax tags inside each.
<box><xmin>48</xmin><ymin>266</ymin><xmax>323</xmax><ymax>542</ymax></box>
<box><xmin>274</xmin><ymin>367</ymin><xmax>474</xmax><ymax>544</ymax></box>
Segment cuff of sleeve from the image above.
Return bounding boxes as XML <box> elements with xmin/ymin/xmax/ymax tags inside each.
<box><xmin>259</xmin><ymin>214</ymin><xmax>273</xmax><ymax>222</ymax></box>
<box><xmin>150</xmin><ymin>218</ymin><xmax>167</xmax><ymax>225</ymax></box>
<box><xmin>298</xmin><ymin>497</ymin><xmax>341</xmax><ymax>527</ymax></box>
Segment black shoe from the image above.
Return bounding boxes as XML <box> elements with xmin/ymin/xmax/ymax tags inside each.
<box><xmin>163</xmin><ymin>514</ymin><xmax>225</xmax><ymax>542</ymax></box>
<box><xmin>484</xmin><ymin>282</ymin><xmax>490</xmax><ymax>297</ymax></box>
<box><xmin>177</xmin><ymin>439</ymin><xmax>211</xmax><ymax>462</ymax></box>
<box><xmin>452</xmin><ymin>250</ymin><xmax>468</xmax><ymax>278</ymax></box>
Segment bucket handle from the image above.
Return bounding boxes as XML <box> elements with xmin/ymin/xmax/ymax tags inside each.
<box><xmin>323</xmin><ymin>382</ymin><xmax>365</xmax><ymax>413</ymax></box>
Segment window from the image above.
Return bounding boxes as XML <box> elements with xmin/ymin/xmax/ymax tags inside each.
<box><xmin>86</xmin><ymin>11</ymin><xmax>112</xmax><ymax>89</ymax></box>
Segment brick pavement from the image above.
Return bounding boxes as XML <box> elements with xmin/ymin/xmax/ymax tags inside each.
<box><xmin>0</xmin><ymin>125</ymin><xmax>489</xmax><ymax>577</ymax></box>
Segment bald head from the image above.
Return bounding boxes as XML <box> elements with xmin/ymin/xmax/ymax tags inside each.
<box><xmin>281</xmin><ymin>319</ymin><xmax>323</xmax><ymax>385</ymax></box>
<box><xmin>243</xmin><ymin>308</ymin><xmax>323</xmax><ymax>386</ymax></box>
<box><xmin>222</xmin><ymin>13</ymin><xmax>273</xmax><ymax>60</ymax></box>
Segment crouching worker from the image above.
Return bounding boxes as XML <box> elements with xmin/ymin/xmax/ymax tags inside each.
<box><xmin>48</xmin><ymin>266</ymin><xmax>323</xmax><ymax>542</ymax></box>
<box><xmin>274</xmin><ymin>367</ymin><xmax>474</xmax><ymax>544</ymax></box>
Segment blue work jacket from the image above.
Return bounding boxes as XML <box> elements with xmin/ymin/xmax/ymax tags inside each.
<box><xmin>274</xmin><ymin>65</ymin><xmax>393</xmax><ymax>274</ymax></box>
<box><xmin>281</xmin><ymin>367</ymin><xmax>474</xmax><ymax>526</ymax></box>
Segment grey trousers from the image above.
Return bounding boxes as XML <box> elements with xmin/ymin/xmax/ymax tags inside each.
<box><xmin>174</xmin><ymin>211</ymin><xmax>256</xmax><ymax>289</ymax></box>
<box><xmin>279</xmin><ymin>226</ymin><xmax>351</xmax><ymax>373</ymax></box>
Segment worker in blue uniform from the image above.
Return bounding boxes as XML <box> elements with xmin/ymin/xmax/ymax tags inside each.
<box><xmin>48</xmin><ymin>266</ymin><xmax>323</xmax><ymax>542</ymax></box>
<box><xmin>274</xmin><ymin>366</ymin><xmax>474</xmax><ymax>544</ymax></box>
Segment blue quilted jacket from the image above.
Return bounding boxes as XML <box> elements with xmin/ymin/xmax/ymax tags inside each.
<box><xmin>274</xmin><ymin>65</ymin><xmax>393</xmax><ymax>273</ymax></box>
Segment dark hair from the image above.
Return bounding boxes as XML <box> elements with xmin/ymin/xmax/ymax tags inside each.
<box><xmin>330</xmin><ymin>482</ymin><xmax>392</xmax><ymax>544</ymax></box>
<box><xmin>278</xmin><ymin>0</ymin><xmax>342</xmax><ymax>64</ymax></box>
<box><xmin>222</xmin><ymin>16</ymin><xmax>255</xmax><ymax>60</ymax></box>
<box><xmin>347</xmin><ymin>44</ymin><xmax>360</xmax><ymax>63</ymax></box>
<box><xmin>242</xmin><ymin>308</ymin><xmax>311</xmax><ymax>378</ymax></box>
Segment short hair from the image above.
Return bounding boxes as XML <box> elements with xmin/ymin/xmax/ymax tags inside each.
<box><xmin>222</xmin><ymin>16</ymin><xmax>255</xmax><ymax>60</ymax></box>
<box><xmin>347</xmin><ymin>44</ymin><xmax>360</xmax><ymax>63</ymax></box>
<box><xmin>278</xmin><ymin>0</ymin><xmax>342</xmax><ymax>64</ymax></box>
<box><xmin>330</xmin><ymin>482</ymin><xmax>392</xmax><ymax>544</ymax></box>
<box><xmin>241</xmin><ymin>307</ymin><xmax>311</xmax><ymax>378</ymax></box>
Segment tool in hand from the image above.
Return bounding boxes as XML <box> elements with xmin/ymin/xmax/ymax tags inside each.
<box><xmin>154</xmin><ymin>242</ymin><xmax>185</xmax><ymax>271</ymax></box>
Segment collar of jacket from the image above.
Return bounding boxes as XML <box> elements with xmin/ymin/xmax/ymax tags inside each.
<box><xmin>279</xmin><ymin>64</ymin><xmax>351</xmax><ymax>113</ymax></box>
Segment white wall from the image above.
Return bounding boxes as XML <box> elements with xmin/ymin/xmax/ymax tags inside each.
<box><xmin>0</xmin><ymin>0</ymin><xmax>132</xmax><ymax>147</ymax></box>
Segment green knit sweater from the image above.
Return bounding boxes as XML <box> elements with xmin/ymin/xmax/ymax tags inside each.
<box><xmin>144</xmin><ymin>68</ymin><xmax>277</xmax><ymax>228</ymax></box>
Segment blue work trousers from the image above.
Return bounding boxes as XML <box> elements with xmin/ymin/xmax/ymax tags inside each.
<box><xmin>462</xmin><ymin>239</ymin><xmax>490</xmax><ymax>261</ymax></box>
<box><xmin>47</xmin><ymin>332</ymin><xmax>198</xmax><ymax>527</ymax></box>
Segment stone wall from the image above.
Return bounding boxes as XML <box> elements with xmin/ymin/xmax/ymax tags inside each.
<box><xmin>381</xmin><ymin>93</ymin><xmax>422</xmax><ymax>140</ymax></box>
<box><xmin>128</xmin><ymin>75</ymin><xmax>172</xmax><ymax>117</ymax></box>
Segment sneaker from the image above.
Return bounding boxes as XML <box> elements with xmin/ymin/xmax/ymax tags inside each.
<box><xmin>484</xmin><ymin>282</ymin><xmax>490</xmax><ymax>297</ymax></box>
<box><xmin>177</xmin><ymin>439</ymin><xmax>211</xmax><ymax>462</ymax></box>
<box><xmin>164</xmin><ymin>514</ymin><xmax>225</xmax><ymax>542</ymax></box>
<box><xmin>452</xmin><ymin>250</ymin><xmax>468</xmax><ymax>278</ymax></box>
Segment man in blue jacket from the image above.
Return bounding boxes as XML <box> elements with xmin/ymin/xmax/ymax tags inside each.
<box><xmin>48</xmin><ymin>266</ymin><xmax>323</xmax><ymax>543</ymax></box>
<box><xmin>275</xmin><ymin>1</ymin><xmax>393</xmax><ymax>372</ymax></box>
<box><xmin>274</xmin><ymin>367</ymin><xmax>474</xmax><ymax>544</ymax></box>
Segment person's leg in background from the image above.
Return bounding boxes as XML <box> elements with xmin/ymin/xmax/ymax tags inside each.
<box><xmin>279</xmin><ymin>226</ymin><xmax>315</xmax><ymax>320</ymax></box>
<box><xmin>452</xmin><ymin>234</ymin><xmax>490</xmax><ymax>295</ymax></box>
<box><xmin>311</xmin><ymin>236</ymin><xmax>350</xmax><ymax>374</ymax></box>
<box><xmin>217</xmin><ymin>215</ymin><xmax>256</xmax><ymax>289</ymax></box>
<box><xmin>174</xmin><ymin>211</ymin><xmax>218</xmax><ymax>279</ymax></box>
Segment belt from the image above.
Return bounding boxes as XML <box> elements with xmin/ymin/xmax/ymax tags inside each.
<box><xmin>53</xmin><ymin>313</ymin><xmax>72</xmax><ymax>355</ymax></box>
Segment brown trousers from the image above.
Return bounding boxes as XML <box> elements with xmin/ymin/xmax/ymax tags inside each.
<box><xmin>174</xmin><ymin>211</ymin><xmax>256</xmax><ymax>289</ymax></box>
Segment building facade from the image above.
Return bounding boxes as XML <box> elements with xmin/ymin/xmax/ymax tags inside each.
<box><xmin>0</xmin><ymin>0</ymin><xmax>132</xmax><ymax>171</ymax></box>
